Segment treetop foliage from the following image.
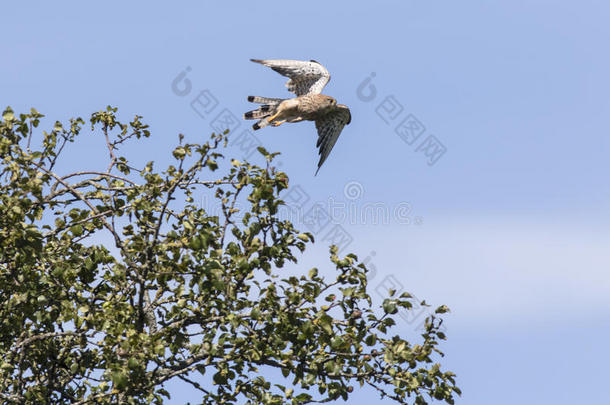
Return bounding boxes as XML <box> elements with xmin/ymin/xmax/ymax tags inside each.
<box><xmin>0</xmin><ymin>106</ymin><xmax>460</xmax><ymax>404</ymax></box>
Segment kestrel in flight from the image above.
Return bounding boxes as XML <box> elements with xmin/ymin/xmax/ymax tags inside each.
<box><xmin>243</xmin><ymin>59</ymin><xmax>351</xmax><ymax>175</ymax></box>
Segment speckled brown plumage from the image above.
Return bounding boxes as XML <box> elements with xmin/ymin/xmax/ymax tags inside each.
<box><xmin>243</xmin><ymin>59</ymin><xmax>351</xmax><ymax>174</ymax></box>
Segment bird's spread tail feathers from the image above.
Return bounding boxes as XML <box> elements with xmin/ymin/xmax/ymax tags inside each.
<box><xmin>243</xmin><ymin>104</ymin><xmax>272</xmax><ymax>119</ymax></box>
<box><xmin>247</xmin><ymin>95</ymin><xmax>283</xmax><ymax>104</ymax></box>
<box><xmin>244</xmin><ymin>96</ymin><xmax>284</xmax><ymax>130</ymax></box>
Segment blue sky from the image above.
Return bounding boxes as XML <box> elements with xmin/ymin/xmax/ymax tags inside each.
<box><xmin>2</xmin><ymin>1</ymin><xmax>609</xmax><ymax>404</ymax></box>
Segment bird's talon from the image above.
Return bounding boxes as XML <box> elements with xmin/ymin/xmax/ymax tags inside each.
<box><xmin>266</xmin><ymin>113</ymin><xmax>280</xmax><ymax>123</ymax></box>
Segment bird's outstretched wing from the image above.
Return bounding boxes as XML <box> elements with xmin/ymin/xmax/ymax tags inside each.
<box><xmin>251</xmin><ymin>59</ymin><xmax>331</xmax><ymax>96</ymax></box>
<box><xmin>315</xmin><ymin>105</ymin><xmax>351</xmax><ymax>175</ymax></box>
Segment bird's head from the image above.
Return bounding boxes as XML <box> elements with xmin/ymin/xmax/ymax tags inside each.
<box><xmin>325</xmin><ymin>96</ymin><xmax>337</xmax><ymax>106</ymax></box>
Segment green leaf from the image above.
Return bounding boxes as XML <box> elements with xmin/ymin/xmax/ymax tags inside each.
<box><xmin>318</xmin><ymin>314</ymin><xmax>334</xmax><ymax>335</ymax></box>
<box><xmin>111</xmin><ymin>371</ymin><xmax>128</xmax><ymax>390</ymax></box>
<box><xmin>70</xmin><ymin>224</ymin><xmax>83</xmax><ymax>236</ymax></box>
<box><xmin>383</xmin><ymin>299</ymin><xmax>398</xmax><ymax>314</ymax></box>
<box><xmin>308</xmin><ymin>268</ymin><xmax>318</xmax><ymax>279</ymax></box>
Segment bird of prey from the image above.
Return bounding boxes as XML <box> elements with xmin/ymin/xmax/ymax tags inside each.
<box><xmin>243</xmin><ymin>59</ymin><xmax>351</xmax><ymax>175</ymax></box>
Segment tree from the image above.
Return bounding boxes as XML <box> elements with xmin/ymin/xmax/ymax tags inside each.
<box><xmin>0</xmin><ymin>106</ymin><xmax>460</xmax><ymax>404</ymax></box>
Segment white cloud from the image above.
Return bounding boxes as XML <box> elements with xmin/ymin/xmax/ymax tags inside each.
<box><xmin>339</xmin><ymin>217</ymin><xmax>610</xmax><ymax>327</ymax></box>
